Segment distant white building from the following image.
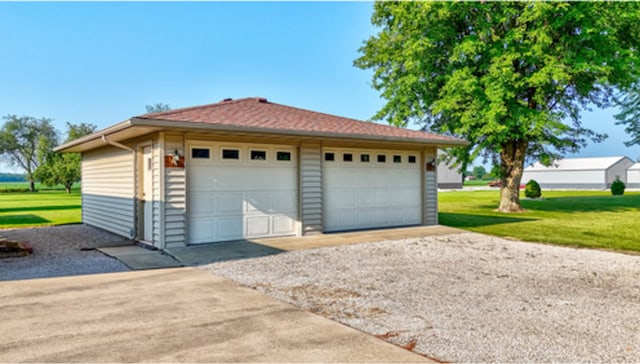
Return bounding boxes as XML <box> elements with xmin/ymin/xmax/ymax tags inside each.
<box><xmin>437</xmin><ymin>154</ymin><xmax>463</xmax><ymax>189</ymax></box>
<box><xmin>627</xmin><ymin>163</ymin><xmax>640</xmax><ymax>189</ymax></box>
<box><xmin>522</xmin><ymin>156</ymin><xmax>635</xmax><ymax>190</ymax></box>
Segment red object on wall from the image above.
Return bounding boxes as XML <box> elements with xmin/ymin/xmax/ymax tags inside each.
<box><xmin>426</xmin><ymin>161</ymin><xmax>435</xmax><ymax>172</ymax></box>
<box><xmin>165</xmin><ymin>155</ymin><xmax>185</xmax><ymax>168</ymax></box>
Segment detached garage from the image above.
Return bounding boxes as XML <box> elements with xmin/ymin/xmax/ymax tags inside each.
<box><xmin>55</xmin><ymin>97</ymin><xmax>466</xmax><ymax>249</ymax></box>
<box><xmin>522</xmin><ymin>156</ymin><xmax>635</xmax><ymax>190</ymax></box>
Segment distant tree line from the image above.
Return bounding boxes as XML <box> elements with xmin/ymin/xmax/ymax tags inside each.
<box><xmin>0</xmin><ymin>173</ymin><xmax>26</xmax><ymax>182</ymax></box>
<box><xmin>0</xmin><ymin>115</ymin><xmax>96</xmax><ymax>193</ymax></box>
<box><xmin>0</xmin><ymin>103</ymin><xmax>170</xmax><ymax>193</ymax></box>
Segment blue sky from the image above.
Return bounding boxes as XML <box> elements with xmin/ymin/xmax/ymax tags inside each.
<box><xmin>1</xmin><ymin>2</ymin><xmax>638</xmax><ymax>172</ymax></box>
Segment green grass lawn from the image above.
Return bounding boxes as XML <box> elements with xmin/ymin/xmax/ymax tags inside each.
<box><xmin>1</xmin><ymin>185</ymin><xmax>638</xmax><ymax>253</ymax></box>
<box><xmin>462</xmin><ymin>179</ymin><xmax>494</xmax><ymax>186</ymax></box>
<box><xmin>0</xmin><ymin>190</ymin><xmax>81</xmax><ymax>229</ymax></box>
<box><xmin>439</xmin><ymin>190</ymin><xmax>640</xmax><ymax>252</ymax></box>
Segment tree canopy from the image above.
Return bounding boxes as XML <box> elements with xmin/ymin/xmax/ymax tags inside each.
<box><xmin>0</xmin><ymin>115</ymin><xmax>58</xmax><ymax>191</ymax></box>
<box><xmin>35</xmin><ymin>122</ymin><xmax>97</xmax><ymax>193</ymax></box>
<box><xmin>615</xmin><ymin>83</ymin><xmax>640</xmax><ymax>147</ymax></box>
<box><xmin>145</xmin><ymin>103</ymin><xmax>172</xmax><ymax>113</ymax></box>
<box><xmin>472</xmin><ymin>166</ymin><xmax>487</xmax><ymax>180</ymax></box>
<box><xmin>355</xmin><ymin>1</ymin><xmax>640</xmax><ymax>211</ymax></box>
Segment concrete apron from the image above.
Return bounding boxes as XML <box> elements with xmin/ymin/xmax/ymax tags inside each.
<box><xmin>97</xmin><ymin>225</ymin><xmax>464</xmax><ymax>269</ymax></box>
<box><xmin>0</xmin><ymin>268</ymin><xmax>429</xmax><ymax>363</ymax></box>
<box><xmin>253</xmin><ymin>225</ymin><xmax>464</xmax><ymax>251</ymax></box>
<box><xmin>168</xmin><ymin>225</ymin><xmax>464</xmax><ymax>267</ymax></box>
<box><xmin>98</xmin><ymin>245</ymin><xmax>183</xmax><ymax>270</ymax></box>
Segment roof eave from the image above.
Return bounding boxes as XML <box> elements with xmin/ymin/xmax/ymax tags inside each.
<box><xmin>131</xmin><ymin>117</ymin><xmax>469</xmax><ymax>147</ymax></box>
<box><xmin>55</xmin><ymin>120</ymin><xmax>162</xmax><ymax>153</ymax></box>
<box><xmin>54</xmin><ymin>120</ymin><xmax>133</xmax><ymax>152</ymax></box>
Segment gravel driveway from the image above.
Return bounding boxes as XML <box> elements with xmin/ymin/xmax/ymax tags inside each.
<box><xmin>0</xmin><ymin>225</ymin><xmax>130</xmax><ymax>281</ymax></box>
<box><xmin>203</xmin><ymin>232</ymin><xmax>640</xmax><ymax>363</ymax></box>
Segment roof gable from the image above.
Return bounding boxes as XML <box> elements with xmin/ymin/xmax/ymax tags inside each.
<box><xmin>135</xmin><ymin>97</ymin><xmax>465</xmax><ymax>145</ymax></box>
<box><xmin>525</xmin><ymin>156</ymin><xmax>633</xmax><ymax>171</ymax></box>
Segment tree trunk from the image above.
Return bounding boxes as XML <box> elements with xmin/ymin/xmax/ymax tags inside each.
<box><xmin>29</xmin><ymin>179</ymin><xmax>35</xmax><ymax>192</ymax></box>
<box><xmin>498</xmin><ymin>140</ymin><xmax>528</xmax><ymax>212</ymax></box>
<box><xmin>65</xmin><ymin>182</ymin><xmax>72</xmax><ymax>194</ymax></box>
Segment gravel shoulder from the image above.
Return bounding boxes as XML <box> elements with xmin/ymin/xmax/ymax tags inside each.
<box><xmin>0</xmin><ymin>224</ymin><xmax>131</xmax><ymax>281</ymax></box>
<box><xmin>203</xmin><ymin>232</ymin><xmax>640</xmax><ymax>363</ymax></box>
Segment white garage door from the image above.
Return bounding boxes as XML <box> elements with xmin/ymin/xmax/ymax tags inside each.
<box><xmin>323</xmin><ymin>148</ymin><xmax>421</xmax><ymax>232</ymax></box>
<box><xmin>187</xmin><ymin>142</ymin><xmax>298</xmax><ymax>244</ymax></box>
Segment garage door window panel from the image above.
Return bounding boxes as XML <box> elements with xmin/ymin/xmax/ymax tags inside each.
<box><xmin>192</xmin><ymin>148</ymin><xmax>210</xmax><ymax>159</ymax></box>
<box><xmin>222</xmin><ymin>148</ymin><xmax>240</xmax><ymax>160</ymax></box>
<box><xmin>324</xmin><ymin>152</ymin><xmax>335</xmax><ymax>161</ymax></box>
<box><xmin>250</xmin><ymin>150</ymin><xmax>267</xmax><ymax>161</ymax></box>
<box><xmin>276</xmin><ymin>151</ymin><xmax>292</xmax><ymax>161</ymax></box>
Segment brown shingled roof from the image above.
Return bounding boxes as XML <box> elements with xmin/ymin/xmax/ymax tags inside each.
<box><xmin>136</xmin><ymin>97</ymin><xmax>466</xmax><ymax>145</ymax></box>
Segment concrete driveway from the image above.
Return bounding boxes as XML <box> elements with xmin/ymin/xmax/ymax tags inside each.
<box><xmin>0</xmin><ymin>268</ymin><xmax>426</xmax><ymax>363</ymax></box>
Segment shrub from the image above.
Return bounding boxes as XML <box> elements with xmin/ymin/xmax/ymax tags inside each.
<box><xmin>524</xmin><ymin>179</ymin><xmax>542</xmax><ymax>198</ymax></box>
<box><xmin>611</xmin><ymin>177</ymin><xmax>625</xmax><ymax>195</ymax></box>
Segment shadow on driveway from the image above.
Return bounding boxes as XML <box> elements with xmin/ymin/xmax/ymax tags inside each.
<box><xmin>168</xmin><ymin>240</ymin><xmax>284</xmax><ymax>266</ymax></box>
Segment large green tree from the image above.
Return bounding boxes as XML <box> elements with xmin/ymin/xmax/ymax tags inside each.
<box><xmin>0</xmin><ymin>115</ymin><xmax>58</xmax><ymax>192</ymax></box>
<box><xmin>35</xmin><ymin>122</ymin><xmax>97</xmax><ymax>194</ymax></box>
<box><xmin>615</xmin><ymin>83</ymin><xmax>640</xmax><ymax>147</ymax></box>
<box><xmin>355</xmin><ymin>1</ymin><xmax>640</xmax><ymax>211</ymax></box>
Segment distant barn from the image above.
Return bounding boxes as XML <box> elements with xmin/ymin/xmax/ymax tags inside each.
<box><xmin>522</xmin><ymin>156</ymin><xmax>634</xmax><ymax>190</ymax></box>
<box><xmin>437</xmin><ymin>157</ymin><xmax>463</xmax><ymax>189</ymax></box>
<box><xmin>627</xmin><ymin>163</ymin><xmax>640</xmax><ymax>189</ymax></box>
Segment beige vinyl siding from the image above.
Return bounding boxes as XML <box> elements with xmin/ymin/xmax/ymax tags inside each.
<box><xmin>82</xmin><ymin>146</ymin><xmax>135</xmax><ymax>238</ymax></box>
<box><xmin>423</xmin><ymin>148</ymin><xmax>438</xmax><ymax>225</ymax></box>
<box><xmin>152</xmin><ymin>141</ymin><xmax>162</xmax><ymax>245</ymax></box>
<box><xmin>164</xmin><ymin>135</ymin><xmax>186</xmax><ymax>248</ymax></box>
<box><xmin>300</xmin><ymin>143</ymin><xmax>322</xmax><ymax>235</ymax></box>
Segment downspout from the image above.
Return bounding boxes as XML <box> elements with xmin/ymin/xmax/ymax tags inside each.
<box><xmin>101</xmin><ymin>135</ymin><xmax>137</xmax><ymax>239</ymax></box>
<box><xmin>101</xmin><ymin>135</ymin><xmax>134</xmax><ymax>152</ymax></box>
